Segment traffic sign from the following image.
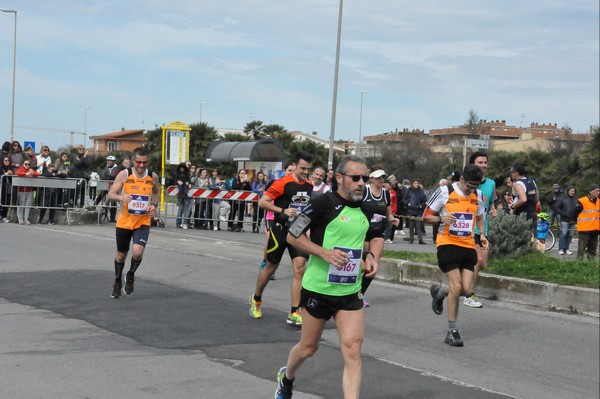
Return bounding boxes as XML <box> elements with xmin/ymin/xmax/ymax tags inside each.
<box><xmin>24</xmin><ymin>141</ymin><xmax>36</xmax><ymax>152</ymax></box>
<box><xmin>466</xmin><ymin>139</ymin><xmax>489</xmax><ymax>149</ymax></box>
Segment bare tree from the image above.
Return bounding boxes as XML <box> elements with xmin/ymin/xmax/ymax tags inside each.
<box><xmin>464</xmin><ymin>109</ymin><xmax>480</xmax><ymax>136</ymax></box>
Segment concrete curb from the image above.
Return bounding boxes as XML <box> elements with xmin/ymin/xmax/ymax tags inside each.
<box><xmin>377</xmin><ymin>258</ymin><xmax>600</xmax><ymax>318</ymax></box>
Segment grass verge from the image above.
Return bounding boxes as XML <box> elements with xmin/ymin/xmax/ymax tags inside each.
<box><xmin>383</xmin><ymin>249</ymin><xmax>599</xmax><ymax>289</ymax></box>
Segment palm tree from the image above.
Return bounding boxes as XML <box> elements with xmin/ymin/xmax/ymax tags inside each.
<box><xmin>288</xmin><ymin>140</ymin><xmax>330</xmax><ymax>168</ymax></box>
<box><xmin>244</xmin><ymin>120</ymin><xmax>265</xmax><ymax>140</ymax></box>
<box><xmin>188</xmin><ymin>122</ymin><xmax>219</xmax><ymax>165</ymax></box>
<box><xmin>263</xmin><ymin>124</ymin><xmax>287</xmax><ymax>138</ymax></box>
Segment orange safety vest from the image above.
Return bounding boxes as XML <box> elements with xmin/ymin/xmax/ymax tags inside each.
<box><xmin>116</xmin><ymin>169</ymin><xmax>155</xmax><ymax>230</ymax></box>
<box><xmin>437</xmin><ymin>186</ymin><xmax>479</xmax><ymax>249</ymax></box>
<box><xmin>576</xmin><ymin>195</ymin><xmax>600</xmax><ymax>233</ymax></box>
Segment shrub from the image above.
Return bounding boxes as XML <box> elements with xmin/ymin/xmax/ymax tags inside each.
<box><xmin>488</xmin><ymin>212</ymin><xmax>533</xmax><ymax>259</ymax></box>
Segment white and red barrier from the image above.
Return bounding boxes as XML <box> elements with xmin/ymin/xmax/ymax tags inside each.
<box><xmin>166</xmin><ymin>186</ymin><xmax>259</xmax><ymax>202</ymax></box>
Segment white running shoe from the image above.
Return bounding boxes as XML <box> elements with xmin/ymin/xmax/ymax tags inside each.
<box><xmin>399</xmin><ymin>230</ymin><xmax>406</xmax><ymax>235</ymax></box>
<box><xmin>463</xmin><ymin>295</ymin><xmax>483</xmax><ymax>308</ymax></box>
<box><xmin>558</xmin><ymin>250</ymin><xmax>565</xmax><ymax>255</ymax></box>
<box><xmin>566</xmin><ymin>250</ymin><xmax>573</xmax><ymax>255</ymax></box>
<box><xmin>385</xmin><ymin>239</ymin><xmax>393</xmax><ymax>244</ymax></box>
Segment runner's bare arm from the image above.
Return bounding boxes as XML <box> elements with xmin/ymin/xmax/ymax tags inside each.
<box><xmin>287</xmin><ymin>232</ymin><xmax>350</xmax><ymax>266</ymax></box>
<box><xmin>107</xmin><ymin>169</ymin><xmax>130</xmax><ymax>203</ymax></box>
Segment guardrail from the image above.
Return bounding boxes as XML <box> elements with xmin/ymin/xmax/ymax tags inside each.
<box><xmin>165</xmin><ymin>186</ymin><xmax>262</xmax><ymax>231</ymax></box>
<box><xmin>0</xmin><ymin>175</ymin><xmax>120</xmax><ymax>225</ymax></box>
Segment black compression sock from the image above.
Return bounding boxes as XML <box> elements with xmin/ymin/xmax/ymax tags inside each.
<box><xmin>114</xmin><ymin>260</ymin><xmax>125</xmax><ymax>280</ymax></box>
<box><xmin>282</xmin><ymin>373</ymin><xmax>294</xmax><ymax>386</ymax></box>
<box><xmin>130</xmin><ymin>258</ymin><xmax>142</xmax><ymax>273</ymax></box>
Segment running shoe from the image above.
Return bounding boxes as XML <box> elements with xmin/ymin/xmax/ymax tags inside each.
<box><xmin>274</xmin><ymin>366</ymin><xmax>293</xmax><ymax>399</ymax></box>
<box><xmin>558</xmin><ymin>250</ymin><xmax>565</xmax><ymax>255</ymax></box>
<box><xmin>287</xmin><ymin>311</ymin><xmax>302</xmax><ymax>326</ymax></box>
<box><xmin>384</xmin><ymin>239</ymin><xmax>393</xmax><ymax>244</ymax></box>
<box><xmin>124</xmin><ymin>271</ymin><xmax>135</xmax><ymax>295</ymax></box>
<box><xmin>444</xmin><ymin>329</ymin><xmax>464</xmax><ymax>347</ymax></box>
<box><xmin>270</xmin><ymin>273</ymin><xmax>277</xmax><ymax>281</ymax></box>
<box><xmin>249</xmin><ymin>295</ymin><xmax>262</xmax><ymax>319</ymax></box>
<box><xmin>430</xmin><ymin>284</ymin><xmax>444</xmax><ymax>315</ymax></box>
<box><xmin>463</xmin><ymin>294</ymin><xmax>482</xmax><ymax>308</ymax></box>
<box><xmin>566</xmin><ymin>250</ymin><xmax>573</xmax><ymax>255</ymax></box>
<box><xmin>111</xmin><ymin>280</ymin><xmax>122</xmax><ymax>299</ymax></box>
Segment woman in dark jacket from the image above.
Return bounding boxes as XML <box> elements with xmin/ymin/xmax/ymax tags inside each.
<box><xmin>404</xmin><ymin>179</ymin><xmax>427</xmax><ymax>244</ymax></box>
<box><xmin>175</xmin><ymin>163</ymin><xmax>192</xmax><ymax>229</ymax></box>
<box><xmin>229</xmin><ymin>169</ymin><xmax>251</xmax><ymax>232</ymax></box>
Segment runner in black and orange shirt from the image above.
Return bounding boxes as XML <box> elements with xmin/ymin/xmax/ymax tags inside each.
<box><xmin>422</xmin><ymin>164</ymin><xmax>488</xmax><ymax>347</ymax></box>
<box><xmin>249</xmin><ymin>150</ymin><xmax>313</xmax><ymax>326</ymax></box>
<box><xmin>107</xmin><ymin>146</ymin><xmax>160</xmax><ymax>299</ymax></box>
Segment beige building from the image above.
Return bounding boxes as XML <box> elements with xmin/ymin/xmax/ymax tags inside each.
<box><xmin>364</xmin><ymin>120</ymin><xmax>591</xmax><ymax>155</ymax></box>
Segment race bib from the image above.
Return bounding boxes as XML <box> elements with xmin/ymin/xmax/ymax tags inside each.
<box><xmin>449</xmin><ymin>212</ymin><xmax>473</xmax><ymax>237</ymax></box>
<box><xmin>327</xmin><ymin>246</ymin><xmax>362</xmax><ymax>284</ymax></box>
<box><xmin>128</xmin><ymin>195</ymin><xmax>149</xmax><ymax>215</ymax></box>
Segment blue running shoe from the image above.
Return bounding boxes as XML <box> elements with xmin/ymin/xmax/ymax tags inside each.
<box><xmin>274</xmin><ymin>366</ymin><xmax>293</xmax><ymax>399</ymax></box>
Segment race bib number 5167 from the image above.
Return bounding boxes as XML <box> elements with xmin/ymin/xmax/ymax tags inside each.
<box><xmin>327</xmin><ymin>246</ymin><xmax>362</xmax><ymax>284</ymax></box>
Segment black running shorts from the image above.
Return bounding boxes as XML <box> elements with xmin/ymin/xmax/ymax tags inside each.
<box><xmin>265</xmin><ymin>221</ymin><xmax>309</xmax><ymax>264</ymax></box>
<box><xmin>436</xmin><ymin>244</ymin><xmax>477</xmax><ymax>273</ymax></box>
<box><xmin>300</xmin><ymin>288</ymin><xmax>363</xmax><ymax>320</ymax></box>
<box><xmin>116</xmin><ymin>225</ymin><xmax>150</xmax><ymax>253</ymax></box>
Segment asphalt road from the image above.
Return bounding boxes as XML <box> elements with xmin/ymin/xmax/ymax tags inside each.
<box><xmin>0</xmin><ymin>223</ymin><xmax>597</xmax><ymax>399</ymax></box>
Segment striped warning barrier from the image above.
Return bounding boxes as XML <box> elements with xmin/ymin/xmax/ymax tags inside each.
<box><xmin>166</xmin><ymin>186</ymin><xmax>259</xmax><ymax>202</ymax></box>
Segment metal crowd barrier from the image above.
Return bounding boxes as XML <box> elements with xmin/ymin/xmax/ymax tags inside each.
<box><xmin>0</xmin><ymin>175</ymin><xmax>89</xmax><ymax>225</ymax></box>
<box><xmin>165</xmin><ymin>186</ymin><xmax>262</xmax><ymax>231</ymax></box>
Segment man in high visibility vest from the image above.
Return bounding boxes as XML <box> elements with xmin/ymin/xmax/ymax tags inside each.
<box><xmin>575</xmin><ymin>183</ymin><xmax>600</xmax><ymax>260</ymax></box>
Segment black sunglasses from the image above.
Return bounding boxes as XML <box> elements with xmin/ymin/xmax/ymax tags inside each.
<box><xmin>342</xmin><ymin>174</ymin><xmax>369</xmax><ymax>182</ymax></box>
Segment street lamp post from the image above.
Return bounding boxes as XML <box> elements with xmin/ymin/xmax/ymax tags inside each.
<box><xmin>327</xmin><ymin>0</ymin><xmax>344</xmax><ymax>170</ymax></box>
<box><xmin>1</xmin><ymin>9</ymin><xmax>17</xmax><ymax>143</ymax></box>
<box><xmin>358</xmin><ymin>91</ymin><xmax>367</xmax><ymax>155</ymax></box>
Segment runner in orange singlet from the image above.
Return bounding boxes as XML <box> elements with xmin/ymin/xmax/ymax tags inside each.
<box><xmin>422</xmin><ymin>164</ymin><xmax>488</xmax><ymax>347</ymax></box>
<box><xmin>108</xmin><ymin>147</ymin><xmax>160</xmax><ymax>299</ymax></box>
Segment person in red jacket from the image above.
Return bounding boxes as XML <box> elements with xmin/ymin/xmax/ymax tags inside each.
<box><xmin>14</xmin><ymin>160</ymin><xmax>40</xmax><ymax>224</ymax></box>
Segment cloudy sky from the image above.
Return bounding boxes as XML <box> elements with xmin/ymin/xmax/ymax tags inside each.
<box><xmin>0</xmin><ymin>0</ymin><xmax>598</xmax><ymax>151</ymax></box>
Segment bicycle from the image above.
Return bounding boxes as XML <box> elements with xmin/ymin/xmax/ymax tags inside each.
<box><xmin>536</xmin><ymin>212</ymin><xmax>556</xmax><ymax>251</ymax></box>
